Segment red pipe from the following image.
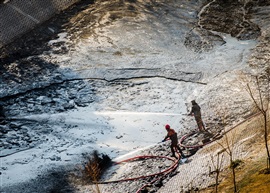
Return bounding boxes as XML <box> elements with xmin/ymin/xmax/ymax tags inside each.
<box><xmin>97</xmin><ymin>112</ymin><xmax>262</xmax><ymax>191</ymax></box>
<box><xmin>135</xmin><ymin>152</ymin><xmax>182</xmax><ymax>193</ymax></box>
<box><xmin>179</xmin><ymin>132</ymin><xmax>220</xmax><ymax>149</ymax></box>
<box><xmin>135</xmin><ymin>112</ymin><xmax>263</xmax><ymax>192</ymax></box>
<box><xmin>179</xmin><ymin>112</ymin><xmax>261</xmax><ymax>149</ymax></box>
<box><xmin>98</xmin><ymin>155</ymin><xmax>179</xmax><ymax>184</ymax></box>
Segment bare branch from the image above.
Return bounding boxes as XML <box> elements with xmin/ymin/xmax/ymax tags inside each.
<box><xmin>247</xmin><ymin>83</ymin><xmax>263</xmax><ymax>114</ymax></box>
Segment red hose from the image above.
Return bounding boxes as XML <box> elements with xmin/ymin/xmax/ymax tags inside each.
<box><xmin>97</xmin><ymin>112</ymin><xmax>261</xmax><ymax>191</ymax></box>
<box><xmin>135</xmin><ymin>152</ymin><xmax>182</xmax><ymax>193</ymax></box>
<box><xmin>98</xmin><ymin>155</ymin><xmax>179</xmax><ymax>184</ymax></box>
<box><xmin>179</xmin><ymin>131</ymin><xmax>220</xmax><ymax>149</ymax></box>
<box><xmin>137</xmin><ymin>112</ymin><xmax>262</xmax><ymax>191</ymax></box>
<box><xmin>179</xmin><ymin>112</ymin><xmax>261</xmax><ymax>149</ymax></box>
<box><xmin>114</xmin><ymin>155</ymin><xmax>175</xmax><ymax>164</ymax></box>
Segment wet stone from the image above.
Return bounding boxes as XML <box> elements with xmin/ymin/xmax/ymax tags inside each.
<box><xmin>68</xmin><ymin>90</ymin><xmax>77</xmax><ymax>99</ymax></box>
<box><xmin>74</xmin><ymin>98</ymin><xmax>94</xmax><ymax>107</ymax></box>
<box><xmin>6</xmin><ymin>139</ymin><xmax>20</xmax><ymax>146</ymax></box>
<box><xmin>9</xmin><ymin>123</ymin><xmax>20</xmax><ymax>130</ymax></box>
<box><xmin>52</xmin><ymin>98</ymin><xmax>62</xmax><ymax>103</ymax></box>
<box><xmin>39</xmin><ymin>128</ymin><xmax>52</xmax><ymax>134</ymax></box>
<box><xmin>63</xmin><ymin>102</ymin><xmax>75</xmax><ymax>109</ymax></box>
<box><xmin>56</xmin><ymin>106</ymin><xmax>65</xmax><ymax>112</ymax></box>
<box><xmin>0</xmin><ymin>128</ymin><xmax>9</xmax><ymax>134</ymax></box>
<box><xmin>49</xmin><ymin>155</ymin><xmax>61</xmax><ymax>161</ymax></box>
<box><xmin>37</xmin><ymin>96</ymin><xmax>53</xmax><ymax>104</ymax></box>
<box><xmin>19</xmin><ymin>128</ymin><xmax>28</xmax><ymax>133</ymax></box>
<box><xmin>27</xmin><ymin>104</ymin><xmax>36</xmax><ymax>112</ymax></box>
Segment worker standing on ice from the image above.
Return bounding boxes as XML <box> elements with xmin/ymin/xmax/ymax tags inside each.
<box><xmin>188</xmin><ymin>100</ymin><xmax>206</xmax><ymax>131</ymax></box>
<box><xmin>162</xmin><ymin>124</ymin><xmax>185</xmax><ymax>159</ymax></box>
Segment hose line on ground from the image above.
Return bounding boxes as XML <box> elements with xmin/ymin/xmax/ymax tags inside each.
<box><xmin>97</xmin><ymin>155</ymin><xmax>180</xmax><ymax>184</ymax></box>
<box><xmin>97</xmin><ymin>112</ymin><xmax>261</xmax><ymax>192</ymax></box>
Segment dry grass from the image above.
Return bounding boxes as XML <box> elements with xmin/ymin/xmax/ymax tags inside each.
<box><xmin>217</xmin><ymin>154</ymin><xmax>270</xmax><ymax>193</ymax></box>
<box><xmin>200</xmin><ymin>113</ymin><xmax>270</xmax><ymax>193</ymax></box>
<box><xmin>82</xmin><ymin>150</ymin><xmax>112</xmax><ymax>181</ymax></box>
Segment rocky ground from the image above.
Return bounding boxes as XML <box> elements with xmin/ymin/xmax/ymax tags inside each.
<box><xmin>1</xmin><ymin>0</ymin><xmax>270</xmax><ymax>193</ymax></box>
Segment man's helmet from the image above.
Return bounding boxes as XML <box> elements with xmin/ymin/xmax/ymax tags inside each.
<box><xmin>165</xmin><ymin>124</ymin><xmax>170</xmax><ymax>129</ymax></box>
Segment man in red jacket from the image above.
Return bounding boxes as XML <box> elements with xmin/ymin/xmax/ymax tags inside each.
<box><xmin>162</xmin><ymin>124</ymin><xmax>185</xmax><ymax>158</ymax></box>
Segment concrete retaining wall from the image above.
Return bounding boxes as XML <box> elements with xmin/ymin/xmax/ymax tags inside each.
<box><xmin>0</xmin><ymin>0</ymin><xmax>80</xmax><ymax>48</ymax></box>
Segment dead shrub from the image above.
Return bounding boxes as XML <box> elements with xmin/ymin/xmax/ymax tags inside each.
<box><xmin>82</xmin><ymin>150</ymin><xmax>112</xmax><ymax>182</ymax></box>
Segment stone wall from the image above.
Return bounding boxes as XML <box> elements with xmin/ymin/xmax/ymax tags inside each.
<box><xmin>0</xmin><ymin>0</ymin><xmax>80</xmax><ymax>48</ymax></box>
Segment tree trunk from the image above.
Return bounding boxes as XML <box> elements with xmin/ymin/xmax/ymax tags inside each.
<box><xmin>230</xmin><ymin>155</ymin><xmax>237</xmax><ymax>193</ymax></box>
<box><xmin>215</xmin><ymin>170</ymin><xmax>219</xmax><ymax>193</ymax></box>
<box><xmin>263</xmin><ymin>113</ymin><xmax>270</xmax><ymax>168</ymax></box>
<box><xmin>232</xmin><ymin>167</ymin><xmax>237</xmax><ymax>193</ymax></box>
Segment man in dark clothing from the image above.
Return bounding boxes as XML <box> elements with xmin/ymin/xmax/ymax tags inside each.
<box><xmin>162</xmin><ymin>124</ymin><xmax>185</xmax><ymax>158</ymax></box>
<box><xmin>189</xmin><ymin>100</ymin><xmax>205</xmax><ymax>131</ymax></box>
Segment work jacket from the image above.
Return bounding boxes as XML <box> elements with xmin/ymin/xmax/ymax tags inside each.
<box><xmin>190</xmin><ymin>103</ymin><xmax>201</xmax><ymax>117</ymax></box>
<box><xmin>164</xmin><ymin>128</ymin><xmax>178</xmax><ymax>146</ymax></box>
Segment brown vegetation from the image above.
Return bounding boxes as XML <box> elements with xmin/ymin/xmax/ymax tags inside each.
<box><xmin>80</xmin><ymin>151</ymin><xmax>112</xmax><ymax>193</ymax></box>
<box><xmin>218</xmin><ymin>145</ymin><xmax>270</xmax><ymax>193</ymax></box>
<box><xmin>200</xmin><ymin>113</ymin><xmax>270</xmax><ymax>193</ymax></box>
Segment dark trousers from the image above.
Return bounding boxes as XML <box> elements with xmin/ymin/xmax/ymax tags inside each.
<box><xmin>171</xmin><ymin>144</ymin><xmax>184</xmax><ymax>157</ymax></box>
<box><xmin>195</xmin><ymin>116</ymin><xmax>205</xmax><ymax>131</ymax></box>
